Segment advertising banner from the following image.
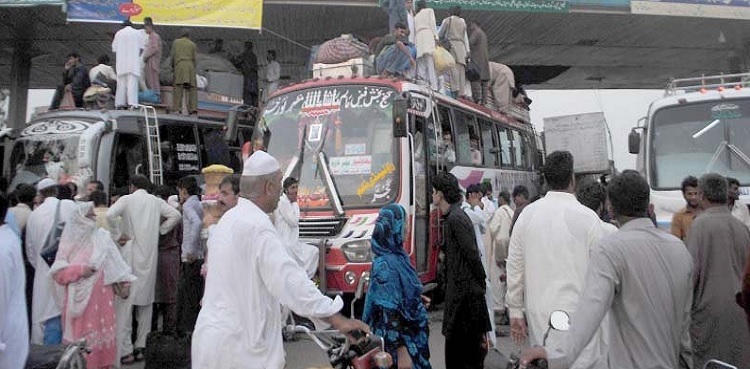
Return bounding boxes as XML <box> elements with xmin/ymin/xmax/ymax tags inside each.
<box><xmin>632</xmin><ymin>0</ymin><xmax>750</xmax><ymax>20</ymax></box>
<box><xmin>0</xmin><ymin>0</ymin><xmax>64</xmax><ymax>5</ymax></box>
<box><xmin>67</xmin><ymin>0</ymin><xmax>263</xmax><ymax>29</ymax></box>
<box><xmin>428</xmin><ymin>0</ymin><xmax>569</xmax><ymax>13</ymax></box>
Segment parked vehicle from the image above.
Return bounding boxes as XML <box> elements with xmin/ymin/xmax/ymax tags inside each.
<box><xmin>629</xmin><ymin>72</ymin><xmax>750</xmax><ymax>230</ymax></box>
<box><xmin>253</xmin><ymin>74</ymin><xmax>542</xmax><ymax>299</ymax></box>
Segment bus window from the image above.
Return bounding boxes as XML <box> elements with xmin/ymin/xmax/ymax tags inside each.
<box><xmin>436</xmin><ymin>105</ymin><xmax>456</xmax><ymax>168</ymax></box>
<box><xmin>199</xmin><ymin>127</ymin><xmax>232</xmax><ymax>167</ymax></box>
<box><xmin>454</xmin><ymin>110</ymin><xmax>482</xmax><ymax>166</ymax></box>
<box><xmin>159</xmin><ymin>125</ymin><xmax>201</xmax><ymax>183</ymax></box>
<box><xmin>511</xmin><ymin>129</ymin><xmax>523</xmax><ymax>169</ymax></box>
<box><xmin>498</xmin><ymin>127</ymin><xmax>512</xmax><ymax>167</ymax></box>
<box><xmin>521</xmin><ymin>132</ymin><xmax>534</xmax><ymax>169</ymax></box>
<box><xmin>479</xmin><ymin>119</ymin><xmax>498</xmax><ymax>167</ymax></box>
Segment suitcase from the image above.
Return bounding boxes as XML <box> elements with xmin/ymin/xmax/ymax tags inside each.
<box><xmin>144</xmin><ymin>331</ymin><xmax>191</xmax><ymax>369</ymax></box>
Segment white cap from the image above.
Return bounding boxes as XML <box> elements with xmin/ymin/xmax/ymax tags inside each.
<box><xmin>36</xmin><ymin>178</ymin><xmax>56</xmax><ymax>192</ymax></box>
<box><xmin>242</xmin><ymin>150</ymin><xmax>280</xmax><ymax>177</ymax></box>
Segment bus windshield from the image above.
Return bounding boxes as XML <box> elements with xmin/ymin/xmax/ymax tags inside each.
<box><xmin>651</xmin><ymin>98</ymin><xmax>750</xmax><ymax>189</ymax></box>
<box><xmin>9</xmin><ymin>134</ymin><xmax>84</xmax><ymax>189</ymax></box>
<box><xmin>258</xmin><ymin>85</ymin><xmax>399</xmax><ymax>210</ymax></box>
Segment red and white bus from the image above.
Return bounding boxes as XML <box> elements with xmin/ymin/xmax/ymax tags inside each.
<box><xmin>253</xmin><ymin>76</ymin><xmax>542</xmax><ymax>297</ymax></box>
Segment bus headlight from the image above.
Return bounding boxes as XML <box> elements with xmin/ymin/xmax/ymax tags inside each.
<box><xmin>340</xmin><ymin>240</ymin><xmax>372</xmax><ymax>263</ymax></box>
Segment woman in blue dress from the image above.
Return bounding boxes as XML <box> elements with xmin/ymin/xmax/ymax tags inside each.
<box><xmin>363</xmin><ymin>203</ymin><xmax>431</xmax><ymax>369</ymax></box>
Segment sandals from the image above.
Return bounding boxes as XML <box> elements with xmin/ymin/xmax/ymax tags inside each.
<box><xmin>120</xmin><ymin>353</ymin><xmax>135</xmax><ymax>365</ymax></box>
<box><xmin>134</xmin><ymin>348</ymin><xmax>145</xmax><ymax>362</ymax></box>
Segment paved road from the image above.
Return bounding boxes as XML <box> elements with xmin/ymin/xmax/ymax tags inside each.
<box><xmin>124</xmin><ymin>309</ymin><xmax>520</xmax><ymax>369</ymax></box>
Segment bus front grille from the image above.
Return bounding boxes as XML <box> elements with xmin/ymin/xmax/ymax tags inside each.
<box><xmin>299</xmin><ymin>217</ymin><xmax>347</xmax><ymax>238</ymax></box>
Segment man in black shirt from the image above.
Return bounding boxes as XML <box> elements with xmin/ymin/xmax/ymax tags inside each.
<box><xmin>432</xmin><ymin>172</ymin><xmax>491</xmax><ymax>368</ymax></box>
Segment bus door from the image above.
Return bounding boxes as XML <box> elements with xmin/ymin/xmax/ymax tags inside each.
<box><xmin>411</xmin><ymin>110</ymin><xmax>433</xmax><ymax>276</ymax></box>
<box><xmin>110</xmin><ymin>132</ymin><xmax>148</xmax><ymax>193</ymax></box>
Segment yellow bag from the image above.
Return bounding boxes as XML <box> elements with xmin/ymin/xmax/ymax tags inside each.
<box><xmin>433</xmin><ymin>46</ymin><xmax>456</xmax><ymax>74</ymax></box>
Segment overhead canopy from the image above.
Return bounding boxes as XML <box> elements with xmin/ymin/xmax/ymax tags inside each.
<box><xmin>0</xmin><ymin>0</ymin><xmax>749</xmax><ymax>90</ymax></box>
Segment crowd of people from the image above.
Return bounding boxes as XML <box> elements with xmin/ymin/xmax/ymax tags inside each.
<box><xmin>49</xmin><ymin>17</ymin><xmax>280</xmax><ymax>114</ymax></box>
<box><xmin>375</xmin><ymin>1</ymin><xmax>529</xmax><ymax>113</ymax></box>
<box><xmin>2</xmin><ymin>147</ymin><xmax>750</xmax><ymax>369</ymax></box>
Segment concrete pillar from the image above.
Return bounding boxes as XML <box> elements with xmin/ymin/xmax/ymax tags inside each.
<box><xmin>8</xmin><ymin>38</ymin><xmax>31</xmax><ymax>131</ymax></box>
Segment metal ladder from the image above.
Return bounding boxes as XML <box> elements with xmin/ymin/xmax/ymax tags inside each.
<box><xmin>136</xmin><ymin>104</ymin><xmax>164</xmax><ymax>186</ymax></box>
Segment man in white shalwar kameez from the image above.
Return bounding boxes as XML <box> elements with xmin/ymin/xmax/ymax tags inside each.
<box><xmin>487</xmin><ymin>191</ymin><xmax>513</xmax><ymax>314</ymax></box>
<box><xmin>107</xmin><ymin>175</ymin><xmax>180</xmax><ymax>362</ymax></box>
<box><xmin>507</xmin><ymin>151</ymin><xmax>608</xmax><ymax>369</ymax></box>
<box><xmin>274</xmin><ymin>177</ymin><xmax>318</xmax><ymax>278</ymax></box>
<box><xmin>274</xmin><ymin>177</ymin><xmax>319</xmax><ymax>332</ymax></box>
<box><xmin>463</xmin><ymin>184</ymin><xmax>497</xmax><ymax>346</ymax></box>
<box><xmin>1</xmin><ymin>194</ymin><xmax>30</xmax><ymax>369</ymax></box>
<box><xmin>192</xmin><ymin>151</ymin><xmax>369</xmax><ymax>369</ymax></box>
<box><xmin>26</xmin><ymin>178</ymin><xmax>77</xmax><ymax>344</ymax></box>
<box><xmin>112</xmin><ymin>20</ymin><xmax>143</xmax><ymax>108</ymax></box>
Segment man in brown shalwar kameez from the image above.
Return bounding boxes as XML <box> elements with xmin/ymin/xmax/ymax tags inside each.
<box><xmin>142</xmin><ymin>17</ymin><xmax>162</xmax><ymax>93</ymax></box>
<box><xmin>687</xmin><ymin>173</ymin><xmax>750</xmax><ymax>368</ymax></box>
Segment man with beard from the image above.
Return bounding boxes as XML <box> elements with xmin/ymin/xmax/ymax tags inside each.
<box><xmin>671</xmin><ymin>175</ymin><xmax>701</xmax><ymax>241</ymax></box>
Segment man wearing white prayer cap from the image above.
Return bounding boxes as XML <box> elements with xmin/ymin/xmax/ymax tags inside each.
<box><xmin>192</xmin><ymin>151</ymin><xmax>369</xmax><ymax>369</ymax></box>
<box><xmin>26</xmin><ymin>177</ymin><xmax>78</xmax><ymax>344</ymax></box>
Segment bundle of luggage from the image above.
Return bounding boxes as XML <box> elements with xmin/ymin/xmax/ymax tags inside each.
<box><xmin>314</xmin><ymin>34</ymin><xmax>370</xmax><ymax>65</ymax></box>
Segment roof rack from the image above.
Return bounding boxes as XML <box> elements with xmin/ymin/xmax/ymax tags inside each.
<box><xmin>665</xmin><ymin>72</ymin><xmax>750</xmax><ymax>96</ymax></box>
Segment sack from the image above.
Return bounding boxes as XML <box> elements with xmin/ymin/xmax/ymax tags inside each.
<box><xmin>83</xmin><ymin>85</ymin><xmax>111</xmax><ymax>102</ymax></box>
<box><xmin>40</xmin><ymin>202</ymin><xmax>64</xmax><ymax>267</ymax></box>
<box><xmin>59</xmin><ymin>88</ymin><xmax>76</xmax><ymax>109</ymax></box>
<box><xmin>144</xmin><ymin>331</ymin><xmax>191</xmax><ymax>369</ymax></box>
<box><xmin>433</xmin><ymin>46</ymin><xmax>456</xmax><ymax>75</ymax></box>
<box><xmin>138</xmin><ymin>89</ymin><xmax>161</xmax><ymax>104</ymax></box>
<box><xmin>466</xmin><ymin>59</ymin><xmax>481</xmax><ymax>82</ymax></box>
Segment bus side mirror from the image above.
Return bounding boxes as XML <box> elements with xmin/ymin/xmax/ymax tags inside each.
<box><xmin>393</xmin><ymin>94</ymin><xmax>408</xmax><ymax>138</ymax></box>
<box><xmin>225</xmin><ymin>105</ymin><xmax>255</xmax><ymax>143</ymax></box>
<box><xmin>628</xmin><ymin>129</ymin><xmax>641</xmax><ymax>154</ymax></box>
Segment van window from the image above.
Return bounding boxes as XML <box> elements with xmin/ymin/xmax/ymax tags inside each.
<box><xmin>436</xmin><ymin>106</ymin><xmax>456</xmax><ymax>168</ymax></box>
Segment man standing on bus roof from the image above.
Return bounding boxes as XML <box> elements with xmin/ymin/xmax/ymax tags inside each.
<box><xmin>432</xmin><ymin>172</ymin><xmax>491</xmax><ymax>367</ymax></box>
<box><xmin>671</xmin><ymin>175</ymin><xmax>701</xmax><ymax>241</ymax></box>
<box><xmin>142</xmin><ymin>17</ymin><xmax>162</xmax><ymax>93</ymax></box>
<box><xmin>506</xmin><ymin>151</ymin><xmax>608</xmax><ymax>369</ymax></box>
<box><xmin>112</xmin><ymin>20</ymin><xmax>143</xmax><ymax>109</ymax></box>
<box><xmin>171</xmin><ymin>28</ymin><xmax>198</xmax><ymax>115</ymax></box>
<box><xmin>264</xmin><ymin>50</ymin><xmax>281</xmax><ymax>103</ymax></box>
<box><xmin>231</xmin><ymin>41</ymin><xmax>259</xmax><ymax>108</ymax></box>
<box><xmin>727</xmin><ymin>177</ymin><xmax>750</xmax><ymax>229</ymax></box>
<box><xmin>192</xmin><ymin>150</ymin><xmax>369</xmax><ymax>369</ymax></box>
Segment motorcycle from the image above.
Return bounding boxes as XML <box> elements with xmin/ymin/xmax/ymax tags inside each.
<box><xmin>25</xmin><ymin>339</ymin><xmax>89</xmax><ymax>369</ymax></box>
<box><xmin>294</xmin><ymin>325</ymin><xmax>392</xmax><ymax>369</ymax></box>
<box><xmin>506</xmin><ymin>310</ymin><xmax>571</xmax><ymax>369</ymax></box>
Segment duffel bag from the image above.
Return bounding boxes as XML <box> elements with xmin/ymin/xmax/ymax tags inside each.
<box><xmin>144</xmin><ymin>331</ymin><xmax>191</xmax><ymax>369</ymax></box>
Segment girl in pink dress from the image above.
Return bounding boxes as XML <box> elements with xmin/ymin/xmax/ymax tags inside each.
<box><xmin>51</xmin><ymin>202</ymin><xmax>135</xmax><ymax>369</ymax></box>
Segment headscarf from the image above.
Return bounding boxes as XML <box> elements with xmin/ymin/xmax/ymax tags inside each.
<box><xmin>363</xmin><ymin>203</ymin><xmax>426</xmax><ymax>323</ymax></box>
<box><xmin>49</xmin><ymin>202</ymin><xmax>135</xmax><ymax>341</ymax></box>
